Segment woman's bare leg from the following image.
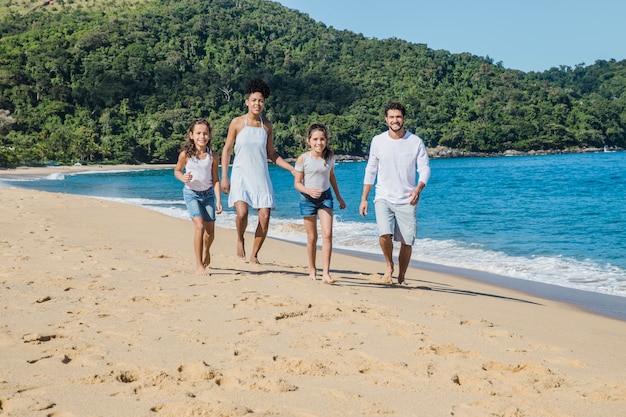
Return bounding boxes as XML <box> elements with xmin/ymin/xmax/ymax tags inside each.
<box><xmin>234</xmin><ymin>201</ymin><xmax>249</xmax><ymax>260</ymax></box>
<box><xmin>250</xmin><ymin>207</ymin><xmax>270</xmax><ymax>264</ymax></box>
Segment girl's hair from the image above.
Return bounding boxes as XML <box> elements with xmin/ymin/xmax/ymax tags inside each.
<box><xmin>245</xmin><ymin>77</ymin><xmax>270</xmax><ymax>98</ymax></box>
<box><xmin>183</xmin><ymin>119</ymin><xmax>212</xmax><ymax>158</ymax></box>
<box><xmin>307</xmin><ymin>123</ymin><xmax>333</xmax><ymax>164</ymax></box>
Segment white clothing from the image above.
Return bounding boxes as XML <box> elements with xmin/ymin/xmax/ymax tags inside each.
<box><xmin>363</xmin><ymin>130</ymin><xmax>431</xmax><ymax>205</ymax></box>
<box><xmin>294</xmin><ymin>152</ymin><xmax>334</xmax><ymax>192</ymax></box>
<box><xmin>184</xmin><ymin>149</ymin><xmax>214</xmax><ymax>192</ymax></box>
<box><xmin>228</xmin><ymin>117</ymin><xmax>275</xmax><ymax>209</ymax></box>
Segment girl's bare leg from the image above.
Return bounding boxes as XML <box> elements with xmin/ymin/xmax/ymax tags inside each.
<box><xmin>318</xmin><ymin>208</ymin><xmax>336</xmax><ymax>283</ymax></box>
<box><xmin>203</xmin><ymin>221</ymin><xmax>215</xmax><ymax>268</ymax></box>
<box><xmin>303</xmin><ymin>215</ymin><xmax>318</xmax><ymax>280</ymax></box>
<box><xmin>191</xmin><ymin>216</ymin><xmax>210</xmax><ymax>275</ymax></box>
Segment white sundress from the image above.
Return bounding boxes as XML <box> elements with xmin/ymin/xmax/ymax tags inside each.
<box><xmin>228</xmin><ymin>117</ymin><xmax>275</xmax><ymax>209</ymax></box>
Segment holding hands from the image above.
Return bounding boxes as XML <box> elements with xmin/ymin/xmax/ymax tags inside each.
<box><xmin>221</xmin><ymin>178</ymin><xmax>230</xmax><ymax>194</ymax></box>
<box><xmin>306</xmin><ymin>187</ymin><xmax>322</xmax><ymax>199</ymax></box>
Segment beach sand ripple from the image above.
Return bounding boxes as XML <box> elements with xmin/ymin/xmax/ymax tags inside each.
<box><xmin>1</xmin><ymin>187</ymin><xmax>625</xmax><ymax>417</ymax></box>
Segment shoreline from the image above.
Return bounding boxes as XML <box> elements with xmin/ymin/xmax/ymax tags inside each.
<box><xmin>1</xmin><ymin>186</ymin><xmax>625</xmax><ymax>416</ymax></box>
<box><xmin>0</xmin><ymin>163</ymin><xmax>175</xmax><ymax>178</ymax></box>
<box><xmin>1</xmin><ymin>145</ymin><xmax>622</xmax><ymax>175</ymax></box>
<box><xmin>1</xmin><ymin>163</ymin><xmax>624</xmax><ymax>323</ymax></box>
<box><xmin>329</xmin><ymin>246</ymin><xmax>626</xmax><ymax>322</ymax></box>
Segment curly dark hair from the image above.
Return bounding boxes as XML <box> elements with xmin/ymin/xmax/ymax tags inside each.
<box><xmin>244</xmin><ymin>77</ymin><xmax>270</xmax><ymax>98</ymax></box>
<box><xmin>384</xmin><ymin>102</ymin><xmax>407</xmax><ymax>117</ymax></box>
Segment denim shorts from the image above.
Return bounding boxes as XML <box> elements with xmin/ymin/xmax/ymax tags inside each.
<box><xmin>299</xmin><ymin>188</ymin><xmax>334</xmax><ymax>217</ymax></box>
<box><xmin>374</xmin><ymin>199</ymin><xmax>417</xmax><ymax>245</ymax></box>
<box><xmin>183</xmin><ymin>187</ymin><xmax>216</xmax><ymax>222</ymax></box>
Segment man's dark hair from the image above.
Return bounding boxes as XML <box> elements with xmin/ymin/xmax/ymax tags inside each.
<box><xmin>385</xmin><ymin>102</ymin><xmax>406</xmax><ymax>117</ymax></box>
<box><xmin>244</xmin><ymin>77</ymin><xmax>270</xmax><ymax>98</ymax></box>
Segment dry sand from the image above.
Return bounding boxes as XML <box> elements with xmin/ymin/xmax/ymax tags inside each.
<box><xmin>1</xmin><ymin>180</ymin><xmax>625</xmax><ymax>416</ymax></box>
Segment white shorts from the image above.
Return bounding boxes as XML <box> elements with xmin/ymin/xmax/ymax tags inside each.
<box><xmin>374</xmin><ymin>199</ymin><xmax>417</xmax><ymax>245</ymax></box>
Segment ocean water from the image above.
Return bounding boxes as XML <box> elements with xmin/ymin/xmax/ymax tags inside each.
<box><xmin>2</xmin><ymin>152</ymin><xmax>625</xmax><ymax>300</ymax></box>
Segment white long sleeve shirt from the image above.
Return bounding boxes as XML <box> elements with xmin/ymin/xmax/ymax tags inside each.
<box><xmin>363</xmin><ymin>130</ymin><xmax>431</xmax><ymax>204</ymax></box>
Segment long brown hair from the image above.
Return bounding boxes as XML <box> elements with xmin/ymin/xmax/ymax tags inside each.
<box><xmin>183</xmin><ymin>119</ymin><xmax>212</xmax><ymax>158</ymax></box>
<box><xmin>307</xmin><ymin>123</ymin><xmax>333</xmax><ymax>164</ymax></box>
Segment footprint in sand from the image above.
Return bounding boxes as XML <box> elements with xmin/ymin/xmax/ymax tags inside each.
<box><xmin>150</xmin><ymin>402</ymin><xmax>251</xmax><ymax>416</ymax></box>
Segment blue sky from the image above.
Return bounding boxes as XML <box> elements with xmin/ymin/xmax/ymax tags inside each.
<box><xmin>274</xmin><ymin>0</ymin><xmax>625</xmax><ymax>72</ymax></box>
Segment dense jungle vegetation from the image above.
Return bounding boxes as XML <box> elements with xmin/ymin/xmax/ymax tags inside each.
<box><xmin>1</xmin><ymin>0</ymin><xmax>625</xmax><ymax>166</ymax></box>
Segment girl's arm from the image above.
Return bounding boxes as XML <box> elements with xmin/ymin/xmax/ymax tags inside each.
<box><xmin>174</xmin><ymin>151</ymin><xmax>191</xmax><ymax>183</ymax></box>
<box><xmin>294</xmin><ymin>155</ymin><xmax>321</xmax><ymax>198</ymax></box>
<box><xmin>293</xmin><ymin>155</ymin><xmax>306</xmax><ymax>193</ymax></box>
<box><xmin>329</xmin><ymin>165</ymin><xmax>346</xmax><ymax>209</ymax></box>
<box><xmin>212</xmin><ymin>152</ymin><xmax>223</xmax><ymax>214</ymax></box>
<box><xmin>265</xmin><ymin>122</ymin><xmax>295</xmax><ymax>175</ymax></box>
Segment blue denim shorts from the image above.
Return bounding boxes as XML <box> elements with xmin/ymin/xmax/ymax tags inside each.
<box><xmin>299</xmin><ymin>188</ymin><xmax>334</xmax><ymax>217</ymax></box>
<box><xmin>183</xmin><ymin>187</ymin><xmax>216</xmax><ymax>222</ymax></box>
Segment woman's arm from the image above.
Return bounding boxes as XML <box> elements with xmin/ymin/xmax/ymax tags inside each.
<box><xmin>265</xmin><ymin>121</ymin><xmax>295</xmax><ymax>174</ymax></box>
<box><xmin>220</xmin><ymin>117</ymin><xmax>239</xmax><ymax>193</ymax></box>
<box><xmin>212</xmin><ymin>152</ymin><xmax>223</xmax><ymax>214</ymax></box>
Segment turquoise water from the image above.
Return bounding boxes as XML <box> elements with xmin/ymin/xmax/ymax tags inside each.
<box><xmin>2</xmin><ymin>152</ymin><xmax>625</xmax><ymax>299</ymax></box>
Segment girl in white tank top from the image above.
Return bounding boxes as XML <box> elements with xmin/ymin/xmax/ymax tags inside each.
<box><xmin>174</xmin><ymin>119</ymin><xmax>222</xmax><ymax>276</ymax></box>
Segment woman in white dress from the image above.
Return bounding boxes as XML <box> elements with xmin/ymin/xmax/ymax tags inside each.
<box><xmin>221</xmin><ymin>78</ymin><xmax>295</xmax><ymax>264</ymax></box>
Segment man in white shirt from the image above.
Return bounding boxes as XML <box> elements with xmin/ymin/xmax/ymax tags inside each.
<box><xmin>359</xmin><ymin>102</ymin><xmax>431</xmax><ymax>285</ymax></box>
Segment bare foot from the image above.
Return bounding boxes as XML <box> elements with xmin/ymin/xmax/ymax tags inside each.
<box><xmin>195</xmin><ymin>266</ymin><xmax>211</xmax><ymax>276</ymax></box>
<box><xmin>381</xmin><ymin>267</ymin><xmax>394</xmax><ymax>284</ymax></box>
<box><xmin>236</xmin><ymin>239</ymin><xmax>246</xmax><ymax>260</ymax></box>
<box><xmin>249</xmin><ymin>256</ymin><xmax>261</xmax><ymax>265</ymax></box>
<box><xmin>321</xmin><ymin>274</ymin><xmax>337</xmax><ymax>285</ymax></box>
<box><xmin>203</xmin><ymin>251</ymin><xmax>211</xmax><ymax>268</ymax></box>
<box><xmin>309</xmin><ymin>272</ymin><xmax>318</xmax><ymax>281</ymax></box>
<box><xmin>385</xmin><ymin>265</ymin><xmax>394</xmax><ymax>277</ymax></box>
<box><xmin>397</xmin><ymin>276</ymin><xmax>406</xmax><ymax>285</ymax></box>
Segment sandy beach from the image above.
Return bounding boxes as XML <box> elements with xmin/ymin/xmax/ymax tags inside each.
<box><xmin>1</xmin><ymin>173</ymin><xmax>625</xmax><ymax>416</ymax></box>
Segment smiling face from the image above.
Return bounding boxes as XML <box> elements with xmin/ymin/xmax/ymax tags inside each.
<box><xmin>385</xmin><ymin>109</ymin><xmax>406</xmax><ymax>134</ymax></box>
<box><xmin>189</xmin><ymin>122</ymin><xmax>211</xmax><ymax>151</ymax></box>
<box><xmin>245</xmin><ymin>92</ymin><xmax>266</xmax><ymax>116</ymax></box>
<box><xmin>307</xmin><ymin>129</ymin><xmax>328</xmax><ymax>156</ymax></box>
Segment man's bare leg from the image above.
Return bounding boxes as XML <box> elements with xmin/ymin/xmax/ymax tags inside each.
<box><xmin>379</xmin><ymin>234</ymin><xmax>394</xmax><ymax>283</ymax></box>
<box><xmin>397</xmin><ymin>243</ymin><xmax>412</xmax><ymax>285</ymax></box>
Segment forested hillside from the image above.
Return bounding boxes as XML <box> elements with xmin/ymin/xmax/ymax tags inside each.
<box><xmin>1</xmin><ymin>0</ymin><xmax>625</xmax><ymax>166</ymax></box>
